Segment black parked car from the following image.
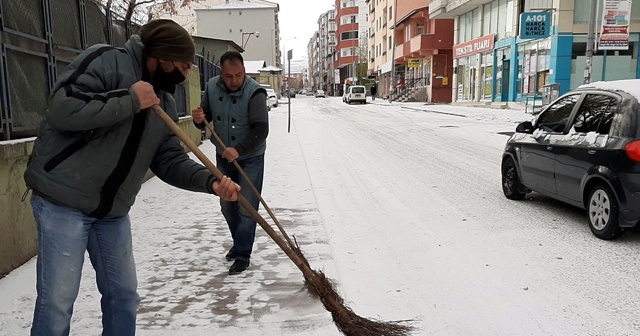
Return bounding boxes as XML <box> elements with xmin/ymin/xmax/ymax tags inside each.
<box><xmin>502</xmin><ymin>80</ymin><xmax>640</xmax><ymax>240</ymax></box>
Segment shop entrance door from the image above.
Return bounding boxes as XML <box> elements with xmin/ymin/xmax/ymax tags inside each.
<box><xmin>501</xmin><ymin>60</ymin><xmax>510</xmax><ymax>101</ymax></box>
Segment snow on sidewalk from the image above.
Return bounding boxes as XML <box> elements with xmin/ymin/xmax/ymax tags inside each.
<box><xmin>0</xmin><ymin>109</ymin><xmax>340</xmax><ymax>335</ymax></box>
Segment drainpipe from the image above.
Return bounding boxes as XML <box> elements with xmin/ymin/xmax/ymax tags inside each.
<box><xmin>389</xmin><ymin>0</ymin><xmax>398</xmax><ymax>103</ymax></box>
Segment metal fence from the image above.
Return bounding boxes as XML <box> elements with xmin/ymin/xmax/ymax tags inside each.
<box><xmin>0</xmin><ymin>0</ymin><xmax>190</xmax><ymax>140</ymax></box>
<box><xmin>196</xmin><ymin>54</ymin><xmax>221</xmax><ymax>92</ymax></box>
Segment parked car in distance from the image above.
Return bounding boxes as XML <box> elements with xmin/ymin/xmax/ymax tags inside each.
<box><xmin>265</xmin><ymin>88</ymin><xmax>278</xmax><ymax>107</ymax></box>
<box><xmin>501</xmin><ymin>79</ymin><xmax>640</xmax><ymax>240</ymax></box>
<box><xmin>306</xmin><ymin>90</ymin><xmax>314</xmax><ymax>96</ymax></box>
<box><xmin>344</xmin><ymin>85</ymin><xmax>367</xmax><ymax>104</ymax></box>
<box><xmin>315</xmin><ymin>90</ymin><xmax>326</xmax><ymax>98</ymax></box>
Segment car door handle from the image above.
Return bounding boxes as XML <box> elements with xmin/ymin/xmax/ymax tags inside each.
<box><xmin>546</xmin><ymin>146</ymin><xmax>553</xmax><ymax>151</ymax></box>
<box><xmin>588</xmin><ymin>150</ymin><xmax>597</xmax><ymax>155</ymax></box>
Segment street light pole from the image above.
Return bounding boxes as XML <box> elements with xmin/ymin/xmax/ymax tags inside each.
<box><xmin>241</xmin><ymin>31</ymin><xmax>260</xmax><ymax>49</ymax></box>
<box><xmin>584</xmin><ymin>0</ymin><xmax>598</xmax><ymax>84</ymax></box>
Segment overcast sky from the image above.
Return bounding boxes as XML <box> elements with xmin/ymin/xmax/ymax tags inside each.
<box><xmin>270</xmin><ymin>0</ymin><xmax>335</xmax><ymax>61</ymax></box>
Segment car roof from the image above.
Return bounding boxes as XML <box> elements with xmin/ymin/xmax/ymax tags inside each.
<box><xmin>577</xmin><ymin>79</ymin><xmax>640</xmax><ymax>100</ymax></box>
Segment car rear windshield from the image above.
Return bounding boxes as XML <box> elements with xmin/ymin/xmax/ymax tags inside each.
<box><xmin>352</xmin><ymin>87</ymin><xmax>365</xmax><ymax>93</ymax></box>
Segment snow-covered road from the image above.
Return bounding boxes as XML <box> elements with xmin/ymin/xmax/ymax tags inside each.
<box><xmin>2</xmin><ymin>97</ymin><xmax>640</xmax><ymax>335</ymax></box>
<box><xmin>288</xmin><ymin>97</ymin><xmax>640</xmax><ymax>335</ymax></box>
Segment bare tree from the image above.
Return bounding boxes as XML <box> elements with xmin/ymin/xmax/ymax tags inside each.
<box><xmin>89</xmin><ymin>0</ymin><xmax>198</xmax><ymax>24</ymax></box>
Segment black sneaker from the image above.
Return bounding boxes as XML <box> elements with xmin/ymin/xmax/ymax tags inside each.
<box><xmin>225</xmin><ymin>249</ymin><xmax>235</xmax><ymax>262</ymax></box>
<box><xmin>228</xmin><ymin>259</ymin><xmax>250</xmax><ymax>275</ymax></box>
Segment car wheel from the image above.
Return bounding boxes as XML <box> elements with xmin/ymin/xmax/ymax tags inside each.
<box><xmin>501</xmin><ymin>157</ymin><xmax>526</xmax><ymax>200</ymax></box>
<box><xmin>587</xmin><ymin>183</ymin><xmax>623</xmax><ymax>240</ymax></box>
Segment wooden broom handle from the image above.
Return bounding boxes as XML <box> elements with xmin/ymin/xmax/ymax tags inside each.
<box><xmin>151</xmin><ymin>106</ymin><xmax>314</xmax><ymax>278</ymax></box>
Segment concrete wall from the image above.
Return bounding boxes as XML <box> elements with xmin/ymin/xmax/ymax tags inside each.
<box><xmin>0</xmin><ymin>139</ymin><xmax>36</xmax><ymax>278</ymax></box>
<box><xmin>0</xmin><ymin>70</ymin><xmax>204</xmax><ymax>278</ymax></box>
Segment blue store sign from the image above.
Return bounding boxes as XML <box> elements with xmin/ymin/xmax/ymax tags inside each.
<box><xmin>519</xmin><ymin>12</ymin><xmax>551</xmax><ymax>39</ymax></box>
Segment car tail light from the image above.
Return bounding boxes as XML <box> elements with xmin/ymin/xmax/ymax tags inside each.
<box><xmin>625</xmin><ymin>140</ymin><xmax>640</xmax><ymax>162</ymax></box>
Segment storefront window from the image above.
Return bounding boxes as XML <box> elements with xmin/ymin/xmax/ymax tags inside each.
<box><xmin>458</xmin><ymin>57</ymin><xmax>468</xmax><ymax>100</ymax></box>
<box><xmin>481</xmin><ymin>52</ymin><xmax>493</xmax><ymax>100</ymax></box>
<box><xmin>518</xmin><ymin>38</ymin><xmax>551</xmax><ymax>97</ymax></box>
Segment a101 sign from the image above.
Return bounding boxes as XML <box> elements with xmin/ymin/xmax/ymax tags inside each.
<box><xmin>519</xmin><ymin>12</ymin><xmax>551</xmax><ymax>39</ymax></box>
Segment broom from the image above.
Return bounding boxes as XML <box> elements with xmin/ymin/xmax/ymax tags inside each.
<box><xmin>153</xmin><ymin>105</ymin><xmax>416</xmax><ymax>335</ymax></box>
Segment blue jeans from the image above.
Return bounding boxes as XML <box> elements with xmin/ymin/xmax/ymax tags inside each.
<box><xmin>217</xmin><ymin>153</ymin><xmax>264</xmax><ymax>262</ymax></box>
<box><xmin>30</xmin><ymin>194</ymin><xmax>139</xmax><ymax>336</ymax></box>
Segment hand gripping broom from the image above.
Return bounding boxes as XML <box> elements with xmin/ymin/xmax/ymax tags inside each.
<box><xmin>153</xmin><ymin>105</ymin><xmax>415</xmax><ymax>336</ymax></box>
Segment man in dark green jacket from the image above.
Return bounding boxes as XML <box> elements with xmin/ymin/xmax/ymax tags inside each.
<box><xmin>192</xmin><ymin>51</ymin><xmax>269</xmax><ymax>275</ymax></box>
<box><xmin>23</xmin><ymin>19</ymin><xmax>239</xmax><ymax>336</ymax></box>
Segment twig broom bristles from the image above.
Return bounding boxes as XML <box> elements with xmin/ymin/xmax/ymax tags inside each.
<box><xmin>153</xmin><ymin>105</ymin><xmax>416</xmax><ymax>335</ymax></box>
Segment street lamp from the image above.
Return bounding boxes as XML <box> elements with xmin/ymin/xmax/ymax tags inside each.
<box><xmin>241</xmin><ymin>31</ymin><xmax>260</xmax><ymax>49</ymax></box>
<box><xmin>281</xmin><ymin>36</ymin><xmax>297</xmax><ymax>71</ymax></box>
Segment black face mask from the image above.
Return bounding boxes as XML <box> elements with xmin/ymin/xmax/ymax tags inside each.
<box><xmin>151</xmin><ymin>63</ymin><xmax>186</xmax><ymax>93</ymax></box>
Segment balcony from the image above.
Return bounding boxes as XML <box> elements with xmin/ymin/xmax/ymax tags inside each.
<box><xmin>395</xmin><ymin>34</ymin><xmax>450</xmax><ymax>61</ymax></box>
<box><xmin>429</xmin><ymin>0</ymin><xmax>493</xmax><ymax>18</ymax></box>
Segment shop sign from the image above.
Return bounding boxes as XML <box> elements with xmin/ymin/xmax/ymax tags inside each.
<box><xmin>453</xmin><ymin>34</ymin><xmax>495</xmax><ymax>59</ymax></box>
<box><xmin>599</xmin><ymin>0</ymin><xmax>632</xmax><ymax>50</ymax></box>
<box><xmin>408</xmin><ymin>59</ymin><xmax>421</xmax><ymax>67</ymax></box>
<box><xmin>519</xmin><ymin>12</ymin><xmax>551</xmax><ymax>39</ymax></box>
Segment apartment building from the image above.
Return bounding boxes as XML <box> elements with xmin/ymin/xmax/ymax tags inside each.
<box><xmin>317</xmin><ymin>9</ymin><xmax>337</xmax><ymax>94</ymax></box>
<box><xmin>392</xmin><ymin>0</ymin><xmax>454</xmax><ymax>102</ymax></box>
<box><xmin>334</xmin><ymin>0</ymin><xmax>369</xmax><ymax>94</ymax></box>
<box><xmin>366</xmin><ymin>0</ymin><xmax>395</xmax><ymax>98</ymax></box>
<box><xmin>430</xmin><ymin>0</ymin><xmax>640</xmax><ymax>103</ymax></box>
<box><xmin>308</xmin><ymin>33</ymin><xmax>319</xmax><ymax>91</ymax></box>
<box><xmin>153</xmin><ymin>0</ymin><xmax>282</xmax><ymax>67</ymax></box>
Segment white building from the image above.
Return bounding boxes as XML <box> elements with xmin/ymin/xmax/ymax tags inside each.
<box><xmin>151</xmin><ymin>0</ymin><xmax>281</xmax><ymax>67</ymax></box>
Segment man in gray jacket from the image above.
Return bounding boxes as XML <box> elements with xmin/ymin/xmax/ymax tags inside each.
<box><xmin>23</xmin><ymin>19</ymin><xmax>239</xmax><ymax>336</ymax></box>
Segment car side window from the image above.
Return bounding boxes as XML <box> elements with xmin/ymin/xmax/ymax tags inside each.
<box><xmin>571</xmin><ymin>94</ymin><xmax>618</xmax><ymax>134</ymax></box>
<box><xmin>537</xmin><ymin>94</ymin><xmax>580</xmax><ymax>132</ymax></box>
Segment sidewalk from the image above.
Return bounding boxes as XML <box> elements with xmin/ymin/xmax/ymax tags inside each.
<box><xmin>0</xmin><ymin>110</ymin><xmax>340</xmax><ymax>335</ymax></box>
<box><xmin>367</xmin><ymin>99</ymin><xmax>532</xmax><ymax>126</ymax></box>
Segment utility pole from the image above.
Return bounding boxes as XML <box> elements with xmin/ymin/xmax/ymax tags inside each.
<box><xmin>584</xmin><ymin>0</ymin><xmax>598</xmax><ymax>84</ymax></box>
<box><xmin>287</xmin><ymin>49</ymin><xmax>292</xmax><ymax>133</ymax></box>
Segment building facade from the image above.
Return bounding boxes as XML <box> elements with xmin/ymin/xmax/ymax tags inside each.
<box><xmin>392</xmin><ymin>0</ymin><xmax>454</xmax><ymax>102</ymax></box>
<box><xmin>194</xmin><ymin>0</ymin><xmax>281</xmax><ymax>67</ymax></box>
<box><xmin>317</xmin><ymin>9</ymin><xmax>337</xmax><ymax>94</ymax></box>
<box><xmin>308</xmin><ymin>33</ymin><xmax>319</xmax><ymax>91</ymax></box>
<box><xmin>366</xmin><ymin>0</ymin><xmax>395</xmax><ymax>98</ymax></box>
<box><xmin>430</xmin><ymin>0</ymin><xmax>640</xmax><ymax>103</ymax></box>
<box><xmin>335</xmin><ymin>0</ymin><xmax>369</xmax><ymax>95</ymax></box>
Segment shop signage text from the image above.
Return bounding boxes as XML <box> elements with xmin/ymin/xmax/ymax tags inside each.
<box><xmin>453</xmin><ymin>34</ymin><xmax>495</xmax><ymax>59</ymax></box>
<box><xmin>519</xmin><ymin>12</ymin><xmax>551</xmax><ymax>39</ymax></box>
<box><xmin>408</xmin><ymin>59</ymin><xmax>421</xmax><ymax>68</ymax></box>
<box><xmin>599</xmin><ymin>0</ymin><xmax>632</xmax><ymax>50</ymax></box>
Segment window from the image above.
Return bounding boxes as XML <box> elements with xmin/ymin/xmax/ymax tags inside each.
<box><xmin>483</xmin><ymin>3</ymin><xmax>491</xmax><ymax>35</ymax></box>
<box><xmin>341</xmin><ymin>31</ymin><xmax>358</xmax><ymax>40</ymax></box>
<box><xmin>417</xmin><ymin>24</ymin><xmax>425</xmax><ymax>35</ymax></box>
<box><xmin>389</xmin><ymin>6</ymin><xmax>393</xmax><ymax>21</ymax></box>
<box><xmin>571</xmin><ymin>94</ymin><xmax>618</xmax><ymax>134</ymax></box>
<box><xmin>537</xmin><ymin>94</ymin><xmax>581</xmax><ymax>132</ymax></box>
<box><xmin>389</xmin><ymin>36</ymin><xmax>392</xmax><ymax>50</ymax></box>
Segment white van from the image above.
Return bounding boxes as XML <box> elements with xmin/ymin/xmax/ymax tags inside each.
<box><xmin>344</xmin><ymin>85</ymin><xmax>366</xmax><ymax>104</ymax></box>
